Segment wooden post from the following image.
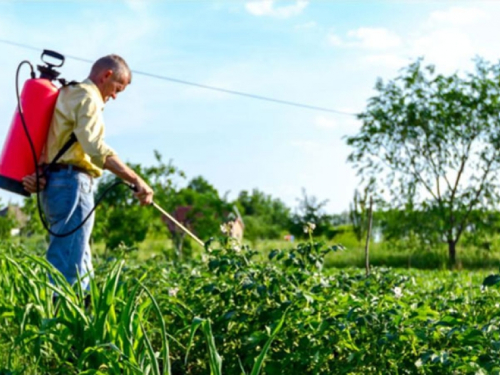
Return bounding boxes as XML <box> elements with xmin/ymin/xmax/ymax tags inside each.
<box><xmin>365</xmin><ymin>196</ymin><xmax>373</xmax><ymax>276</ymax></box>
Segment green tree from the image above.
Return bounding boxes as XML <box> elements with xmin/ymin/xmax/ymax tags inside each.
<box><xmin>167</xmin><ymin>176</ymin><xmax>231</xmax><ymax>256</ymax></box>
<box><xmin>235</xmin><ymin>189</ymin><xmax>291</xmax><ymax>240</ymax></box>
<box><xmin>93</xmin><ymin>151</ymin><xmax>183</xmax><ymax>250</ymax></box>
<box><xmin>290</xmin><ymin>189</ymin><xmax>331</xmax><ymax>239</ymax></box>
<box><xmin>347</xmin><ymin>58</ymin><xmax>500</xmax><ymax>266</ymax></box>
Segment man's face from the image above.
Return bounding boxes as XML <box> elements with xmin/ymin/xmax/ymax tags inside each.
<box><xmin>100</xmin><ymin>71</ymin><xmax>129</xmax><ymax>103</ymax></box>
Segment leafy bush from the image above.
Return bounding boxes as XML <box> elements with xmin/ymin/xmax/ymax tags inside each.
<box><xmin>1</xmin><ymin>237</ymin><xmax>500</xmax><ymax>374</ymax></box>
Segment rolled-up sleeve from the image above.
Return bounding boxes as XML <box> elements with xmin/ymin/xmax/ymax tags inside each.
<box><xmin>73</xmin><ymin>95</ymin><xmax>116</xmax><ymax>168</ymax></box>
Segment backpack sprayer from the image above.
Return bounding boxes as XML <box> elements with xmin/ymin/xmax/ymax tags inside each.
<box><xmin>0</xmin><ymin>50</ymin><xmax>204</xmax><ymax>247</ymax></box>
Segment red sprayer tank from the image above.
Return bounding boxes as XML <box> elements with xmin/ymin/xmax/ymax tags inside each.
<box><xmin>0</xmin><ymin>79</ymin><xmax>59</xmax><ymax>196</ymax></box>
<box><xmin>0</xmin><ymin>50</ymin><xmax>65</xmax><ymax>196</ymax></box>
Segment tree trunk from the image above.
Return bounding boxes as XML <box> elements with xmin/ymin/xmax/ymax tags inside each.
<box><xmin>364</xmin><ymin>196</ymin><xmax>373</xmax><ymax>276</ymax></box>
<box><xmin>448</xmin><ymin>240</ymin><xmax>456</xmax><ymax>267</ymax></box>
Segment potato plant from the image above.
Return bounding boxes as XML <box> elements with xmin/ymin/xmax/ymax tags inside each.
<box><xmin>0</xmin><ymin>237</ymin><xmax>499</xmax><ymax>374</ymax></box>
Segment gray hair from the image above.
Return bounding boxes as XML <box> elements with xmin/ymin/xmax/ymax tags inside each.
<box><xmin>90</xmin><ymin>54</ymin><xmax>132</xmax><ymax>83</ymax></box>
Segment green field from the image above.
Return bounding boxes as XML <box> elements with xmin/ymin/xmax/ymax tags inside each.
<box><xmin>1</xmin><ymin>236</ymin><xmax>500</xmax><ymax>374</ymax></box>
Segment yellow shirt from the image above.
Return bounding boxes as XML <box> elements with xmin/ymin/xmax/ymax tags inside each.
<box><xmin>45</xmin><ymin>78</ymin><xmax>116</xmax><ymax>178</ymax></box>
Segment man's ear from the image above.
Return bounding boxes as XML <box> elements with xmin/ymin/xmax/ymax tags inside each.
<box><xmin>103</xmin><ymin>69</ymin><xmax>114</xmax><ymax>80</ymax></box>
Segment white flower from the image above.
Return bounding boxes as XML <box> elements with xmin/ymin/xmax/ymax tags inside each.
<box><xmin>303</xmin><ymin>222</ymin><xmax>316</xmax><ymax>234</ymax></box>
<box><xmin>233</xmin><ymin>245</ymin><xmax>241</xmax><ymax>253</ymax></box>
<box><xmin>191</xmin><ymin>268</ymin><xmax>201</xmax><ymax>277</ymax></box>
<box><xmin>220</xmin><ymin>223</ymin><xmax>228</xmax><ymax>234</ymax></box>
<box><xmin>220</xmin><ymin>222</ymin><xmax>234</xmax><ymax>235</ymax></box>
<box><xmin>392</xmin><ymin>286</ymin><xmax>403</xmax><ymax>298</ymax></box>
<box><xmin>168</xmin><ymin>287</ymin><xmax>179</xmax><ymax>297</ymax></box>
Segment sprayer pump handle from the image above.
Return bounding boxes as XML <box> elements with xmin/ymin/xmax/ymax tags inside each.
<box><xmin>41</xmin><ymin>50</ymin><xmax>65</xmax><ymax>68</ymax></box>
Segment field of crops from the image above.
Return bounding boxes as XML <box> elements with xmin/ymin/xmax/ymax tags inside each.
<box><xmin>1</xmin><ymin>237</ymin><xmax>500</xmax><ymax>375</ymax></box>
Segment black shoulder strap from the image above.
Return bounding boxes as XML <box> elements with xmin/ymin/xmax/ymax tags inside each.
<box><xmin>52</xmin><ymin>133</ymin><xmax>78</xmax><ymax>163</ymax></box>
<box><xmin>58</xmin><ymin>79</ymin><xmax>80</xmax><ymax>87</ymax></box>
<box><xmin>43</xmin><ymin>133</ymin><xmax>78</xmax><ymax>175</ymax></box>
<box><xmin>42</xmin><ymin>79</ymin><xmax>81</xmax><ymax>175</ymax></box>
<box><xmin>41</xmin><ymin>79</ymin><xmax>81</xmax><ymax>174</ymax></box>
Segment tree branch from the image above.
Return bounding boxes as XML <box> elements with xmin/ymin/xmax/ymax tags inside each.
<box><xmin>455</xmin><ymin>153</ymin><xmax>496</xmax><ymax>243</ymax></box>
<box><xmin>402</xmin><ymin>143</ymin><xmax>440</xmax><ymax>203</ymax></box>
<box><xmin>420</xmin><ymin>140</ymin><xmax>451</xmax><ymax>194</ymax></box>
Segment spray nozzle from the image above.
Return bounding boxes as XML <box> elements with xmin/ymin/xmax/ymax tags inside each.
<box><xmin>37</xmin><ymin>49</ymin><xmax>65</xmax><ymax>81</ymax></box>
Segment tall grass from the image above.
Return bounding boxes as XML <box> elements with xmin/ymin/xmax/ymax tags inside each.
<box><xmin>0</xmin><ymin>245</ymin><xmax>283</xmax><ymax>375</ymax></box>
<box><xmin>0</xmin><ymin>249</ymin><xmax>171</xmax><ymax>374</ymax></box>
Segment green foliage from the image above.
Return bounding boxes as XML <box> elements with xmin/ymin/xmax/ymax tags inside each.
<box><xmin>235</xmin><ymin>189</ymin><xmax>291</xmax><ymax>241</ymax></box>
<box><xmin>0</xmin><ymin>210</ymin><xmax>16</xmax><ymax>240</ymax></box>
<box><xmin>290</xmin><ymin>188</ymin><xmax>332</xmax><ymax>239</ymax></box>
<box><xmin>0</xmin><ymin>201</ymin><xmax>24</xmax><ymax>240</ymax></box>
<box><xmin>20</xmin><ymin>197</ymin><xmax>44</xmax><ymax>236</ymax></box>
<box><xmin>377</xmin><ymin>207</ymin><xmax>443</xmax><ymax>249</ymax></box>
<box><xmin>92</xmin><ymin>151</ymin><xmax>232</xmax><ymax>257</ymax></box>
<box><xmin>93</xmin><ymin>151</ymin><xmax>182</xmax><ymax>250</ymax></box>
<box><xmin>0</xmin><ymin>245</ymin><xmax>170</xmax><ymax>374</ymax></box>
<box><xmin>170</xmin><ymin>176</ymin><xmax>231</xmax><ymax>254</ymax></box>
<box><xmin>93</xmin><ymin>177</ymin><xmax>155</xmax><ymax>249</ymax></box>
<box><xmin>349</xmin><ymin>188</ymin><xmax>370</xmax><ymax>243</ymax></box>
<box><xmin>2</xmin><ymin>240</ymin><xmax>500</xmax><ymax>374</ymax></box>
<box><xmin>347</xmin><ymin>57</ymin><xmax>500</xmax><ymax>265</ymax></box>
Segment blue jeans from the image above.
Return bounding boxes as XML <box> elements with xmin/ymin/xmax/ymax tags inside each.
<box><xmin>41</xmin><ymin>167</ymin><xmax>95</xmax><ymax>291</ymax></box>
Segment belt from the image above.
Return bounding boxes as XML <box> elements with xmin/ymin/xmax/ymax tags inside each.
<box><xmin>44</xmin><ymin>163</ymin><xmax>90</xmax><ymax>176</ymax></box>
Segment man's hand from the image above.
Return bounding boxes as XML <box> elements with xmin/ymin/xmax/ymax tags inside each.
<box><xmin>132</xmin><ymin>177</ymin><xmax>154</xmax><ymax>206</ymax></box>
<box><xmin>103</xmin><ymin>155</ymin><xmax>154</xmax><ymax>205</ymax></box>
<box><xmin>22</xmin><ymin>172</ymin><xmax>46</xmax><ymax>194</ymax></box>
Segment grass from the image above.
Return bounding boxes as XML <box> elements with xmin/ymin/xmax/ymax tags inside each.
<box><xmin>247</xmin><ymin>232</ymin><xmax>500</xmax><ymax>271</ymax></box>
<box><xmin>324</xmin><ymin>231</ymin><xmax>500</xmax><ymax>270</ymax></box>
<box><xmin>9</xmin><ymin>229</ymin><xmax>500</xmax><ymax>271</ymax></box>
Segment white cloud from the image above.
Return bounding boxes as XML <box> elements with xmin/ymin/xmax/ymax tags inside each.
<box><xmin>327</xmin><ymin>5</ymin><xmax>500</xmax><ymax>74</ymax></box>
<box><xmin>429</xmin><ymin>6</ymin><xmax>487</xmax><ymax>26</ymax></box>
<box><xmin>125</xmin><ymin>0</ymin><xmax>148</xmax><ymax>12</ymax></box>
<box><xmin>410</xmin><ymin>28</ymin><xmax>475</xmax><ymax>72</ymax></box>
<box><xmin>391</xmin><ymin>5</ymin><xmax>500</xmax><ymax>74</ymax></box>
<box><xmin>404</xmin><ymin>5</ymin><xmax>500</xmax><ymax>73</ymax></box>
<box><xmin>347</xmin><ymin>27</ymin><xmax>402</xmax><ymax>50</ymax></box>
<box><xmin>328</xmin><ymin>27</ymin><xmax>401</xmax><ymax>50</ymax></box>
<box><xmin>328</xmin><ymin>33</ymin><xmax>343</xmax><ymax>47</ymax></box>
<box><xmin>245</xmin><ymin>0</ymin><xmax>309</xmax><ymax>18</ymax></box>
<box><xmin>363</xmin><ymin>54</ymin><xmax>410</xmax><ymax>69</ymax></box>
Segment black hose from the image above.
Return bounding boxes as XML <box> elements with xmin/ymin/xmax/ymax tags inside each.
<box><xmin>16</xmin><ymin>61</ymin><xmax>129</xmax><ymax>238</ymax></box>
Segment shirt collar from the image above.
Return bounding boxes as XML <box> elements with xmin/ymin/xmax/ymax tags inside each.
<box><xmin>82</xmin><ymin>78</ymin><xmax>105</xmax><ymax>110</ymax></box>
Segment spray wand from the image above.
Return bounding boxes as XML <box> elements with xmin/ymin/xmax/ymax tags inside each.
<box><xmin>124</xmin><ymin>183</ymin><xmax>205</xmax><ymax>248</ymax></box>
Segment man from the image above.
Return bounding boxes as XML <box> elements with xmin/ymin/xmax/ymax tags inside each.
<box><xmin>22</xmin><ymin>54</ymin><xmax>153</xmax><ymax>291</ymax></box>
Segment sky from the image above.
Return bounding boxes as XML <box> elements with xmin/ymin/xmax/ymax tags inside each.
<box><xmin>1</xmin><ymin>0</ymin><xmax>500</xmax><ymax>214</ymax></box>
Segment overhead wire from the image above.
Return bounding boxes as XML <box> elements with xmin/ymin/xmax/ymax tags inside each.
<box><xmin>0</xmin><ymin>38</ymin><xmax>358</xmax><ymax>116</ymax></box>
